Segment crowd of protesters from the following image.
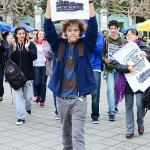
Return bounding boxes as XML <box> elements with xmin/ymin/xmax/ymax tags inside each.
<box><xmin>0</xmin><ymin>0</ymin><xmax>150</xmax><ymax>149</ymax></box>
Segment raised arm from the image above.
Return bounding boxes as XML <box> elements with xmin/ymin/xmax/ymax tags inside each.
<box><xmin>45</xmin><ymin>0</ymin><xmax>51</xmax><ymax>19</ymax></box>
<box><xmin>84</xmin><ymin>1</ymin><xmax>98</xmax><ymax>51</ymax></box>
<box><xmin>89</xmin><ymin>1</ymin><xmax>95</xmax><ymax>17</ymax></box>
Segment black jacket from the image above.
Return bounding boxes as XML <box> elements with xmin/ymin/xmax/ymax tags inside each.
<box><xmin>111</xmin><ymin>45</ymin><xmax>150</xmax><ymax>94</ymax></box>
<box><xmin>10</xmin><ymin>41</ymin><xmax>37</xmax><ymax>80</ymax></box>
<box><xmin>0</xmin><ymin>41</ymin><xmax>7</xmax><ymax>68</ymax></box>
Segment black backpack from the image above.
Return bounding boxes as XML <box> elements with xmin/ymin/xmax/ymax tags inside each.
<box><xmin>142</xmin><ymin>87</ymin><xmax>150</xmax><ymax>116</ymax></box>
<box><xmin>5</xmin><ymin>60</ymin><xmax>27</xmax><ymax>91</ymax></box>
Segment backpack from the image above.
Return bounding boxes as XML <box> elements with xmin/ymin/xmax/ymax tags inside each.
<box><xmin>142</xmin><ymin>87</ymin><xmax>150</xmax><ymax>116</ymax></box>
<box><xmin>5</xmin><ymin>60</ymin><xmax>27</xmax><ymax>91</ymax></box>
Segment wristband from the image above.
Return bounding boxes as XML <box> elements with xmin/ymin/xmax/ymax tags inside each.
<box><xmin>89</xmin><ymin>0</ymin><xmax>94</xmax><ymax>3</ymax></box>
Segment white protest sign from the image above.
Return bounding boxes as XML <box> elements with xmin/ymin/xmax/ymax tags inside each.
<box><xmin>50</xmin><ymin>0</ymin><xmax>89</xmax><ymax>21</ymax></box>
<box><xmin>113</xmin><ymin>41</ymin><xmax>150</xmax><ymax>92</ymax></box>
<box><xmin>108</xmin><ymin>44</ymin><xmax>122</xmax><ymax>59</ymax></box>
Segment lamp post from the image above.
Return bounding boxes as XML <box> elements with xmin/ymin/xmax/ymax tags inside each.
<box><xmin>100</xmin><ymin>0</ymin><xmax>108</xmax><ymax>31</ymax></box>
<box><xmin>34</xmin><ymin>0</ymin><xmax>43</xmax><ymax>29</ymax></box>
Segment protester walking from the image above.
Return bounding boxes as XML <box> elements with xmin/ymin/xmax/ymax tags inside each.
<box><xmin>102</xmin><ymin>20</ymin><xmax>126</xmax><ymax>121</ymax></box>
<box><xmin>33</xmin><ymin>29</ymin><xmax>48</xmax><ymax>107</ymax></box>
<box><xmin>111</xmin><ymin>28</ymin><xmax>150</xmax><ymax>139</ymax></box>
<box><xmin>0</xmin><ymin>40</ymin><xmax>7</xmax><ymax>101</ymax></box>
<box><xmin>10</xmin><ymin>27</ymin><xmax>37</xmax><ymax>125</ymax></box>
<box><xmin>90</xmin><ymin>32</ymin><xmax>104</xmax><ymax>124</ymax></box>
<box><xmin>44</xmin><ymin>0</ymin><xmax>98</xmax><ymax>149</ymax></box>
<box><xmin>102</xmin><ymin>30</ymin><xmax>108</xmax><ymax>79</ymax></box>
<box><xmin>44</xmin><ymin>24</ymin><xmax>63</xmax><ymax>120</ymax></box>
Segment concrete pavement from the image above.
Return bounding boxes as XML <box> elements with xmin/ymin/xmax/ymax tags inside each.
<box><xmin>0</xmin><ymin>79</ymin><xmax>150</xmax><ymax>150</ymax></box>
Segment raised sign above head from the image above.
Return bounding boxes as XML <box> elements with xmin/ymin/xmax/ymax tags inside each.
<box><xmin>50</xmin><ymin>0</ymin><xmax>89</xmax><ymax>21</ymax></box>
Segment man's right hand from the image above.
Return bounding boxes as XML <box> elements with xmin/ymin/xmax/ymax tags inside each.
<box><xmin>104</xmin><ymin>58</ymin><xmax>112</xmax><ymax>64</ymax></box>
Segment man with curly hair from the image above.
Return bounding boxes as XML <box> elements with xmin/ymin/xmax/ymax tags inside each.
<box><xmin>44</xmin><ymin>0</ymin><xmax>97</xmax><ymax>149</ymax></box>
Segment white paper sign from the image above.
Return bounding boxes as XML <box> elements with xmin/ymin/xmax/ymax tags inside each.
<box><xmin>108</xmin><ymin>43</ymin><xmax>122</xmax><ymax>59</ymax></box>
<box><xmin>113</xmin><ymin>41</ymin><xmax>150</xmax><ymax>92</ymax></box>
<box><xmin>50</xmin><ymin>0</ymin><xmax>89</xmax><ymax>21</ymax></box>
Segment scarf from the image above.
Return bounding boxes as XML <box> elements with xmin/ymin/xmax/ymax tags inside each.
<box><xmin>37</xmin><ymin>39</ymin><xmax>46</xmax><ymax>63</ymax></box>
<box><xmin>115</xmin><ymin>73</ymin><xmax>126</xmax><ymax>105</ymax></box>
<box><xmin>135</xmin><ymin>39</ymin><xmax>141</xmax><ymax>45</ymax></box>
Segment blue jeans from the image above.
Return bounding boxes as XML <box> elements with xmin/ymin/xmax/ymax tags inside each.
<box><xmin>34</xmin><ymin>66</ymin><xmax>47</xmax><ymax>102</ymax></box>
<box><xmin>125</xmin><ymin>93</ymin><xmax>144</xmax><ymax>134</ymax></box>
<box><xmin>91</xmin><ymin>71</ymin><xmax>101</xmax><ymax>120</ymax></box>
<box><xmin>106</xmin><ymin>70</ymin><xmax>118</xmax><ymax>116</ymax></box>
<box><xmin>0</xmin><ymin>66</ymin><xmax>4</xmax><ymax>97</ymax></box>
<box><xmin>53</xmin><ymin>94</ymin><xmax>58</xmax><ymax>115</ymax></box>
<box><xmin>103</xmin><ymin>64</ymin><xmax>106</xmax><ymax>77</ymax></box>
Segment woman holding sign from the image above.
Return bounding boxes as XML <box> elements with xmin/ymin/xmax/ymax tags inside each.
<box><xmin>111</xmin><ymin>28</ymin><xmax>150</xmax><ymax>139</ymax></box>
<box><xmin>44</xmin><ymin>0</ymin><xmax>97</xmax><ymax>149</ymax></box>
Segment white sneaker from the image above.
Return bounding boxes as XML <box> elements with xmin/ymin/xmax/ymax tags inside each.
<box><xmin>53</xmin><ymin>114</ymin><xmax>60</xmax><ymax>120</ymax></box>
<box><xmin>92</xmin><ymin>119</ymin><xmax>99</xmax><ymax>124</ymax></box>
<box><xmin>16</xmin><ymin>119</ymin><xmax>25</xmax><ymax>125</ymax></box>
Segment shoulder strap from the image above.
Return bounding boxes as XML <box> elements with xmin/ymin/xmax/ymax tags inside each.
<box><xmin>105</xmin><ymin>37</ymin><xmax>111</xmax><ymax>52</ymax></box>
<box><xmin>120</xmin><ymin>38</ymin><xmax>125</xmax><ymax>45</ymax></box>
<box><xmin>57</xmin><ymin>41</ymin><xmax>65</xmax><ymax>61</ymax></box>
<box><xmin>57</xmin><ymin>40</ymin><xmax>84</xmax><ymax>61</ymax></box>
<box><xmin>77</xmin><ymin>40</ymin><xmax>84</xmax><ymax>57</ymax></box>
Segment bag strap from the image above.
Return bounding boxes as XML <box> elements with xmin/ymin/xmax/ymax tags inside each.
<box><xmin>77</xmin><ymin>40</ymin><xmax>84</xmax><ymax>57</ymax></box>
<box><xmin>57</xmin><ymin>41</ymin><xmax>65</xmax><ymax>62</ymax></box>
<box><xmin>17</xmin><ymin>43</ymin><xmax>24</xmax><ymax>68</ymax></box>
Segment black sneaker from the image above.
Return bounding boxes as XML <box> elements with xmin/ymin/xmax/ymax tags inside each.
<box><xmin>0</xmin><ymin>97</ymin><xmax>3</xmax><ymax>102</ymax></box>
<box><xmin>126</xmin><ymin>133</ymin><xmax>134</xmax><ymax>139</ymax></box>
<box><xmin>109</xmin><ymin>115</ymin><xmax>115</xmax><ymax>121</ymax></box>
<box><xmin>138</xmin><ymin>126</ymin><xmax>144</xmax><ymax>135</ymax></box>
<box><xmin>16</xmin><ymin>119</ymin><xmax>25</xmax><ymax>125</ymax></box>
<box><xmin>92</xmin><ymin>118</ymin><xmax>99</xmax><ymax>124</ymax></box>
<box><xmin>27</xmin><ymin>109</ymin><xmax>31</xmax><ymax>115</ymax></box>
<box><xmin>115</xmin><ymin>108</ymin><xmax>118</xmax><ymax>113</ymax></box>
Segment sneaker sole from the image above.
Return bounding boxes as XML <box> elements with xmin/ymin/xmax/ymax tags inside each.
<box><xmin>16</xmin><ymin>122</ymin><xmax>25</xmax><ymax>125</ymax></box>
<box><xmin>109</xmin><ymin>119</ymin><xmax>115</xmax><ymax>121</ymax></box>
<box><xmin>93</xmin><ymin>122</ymin><xmax>99</xmax><ymax>124</ymax></box>
<box><xmin>54</xmin><ymin>118</ymin><xmax>60</xmax><ymax>120</ymax></box>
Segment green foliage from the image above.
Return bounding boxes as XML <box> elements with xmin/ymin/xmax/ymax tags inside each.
<box><xmin>40</xmin><ymin>1</ymin><xmax>47</xmax><ymax>12</ymax></box>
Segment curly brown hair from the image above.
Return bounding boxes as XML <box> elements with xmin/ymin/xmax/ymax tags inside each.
<box><xmin>61</xmin><ymin>19</ymin><xmax>87</xmax><ymax>36</ymax></box>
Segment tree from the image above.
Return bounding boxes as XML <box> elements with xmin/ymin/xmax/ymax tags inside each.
<box><xmin>0</xmin><ymin>0</ymin><xmax>36</xmax><ymax>24</ymax></box>
<box><xmin>95</xmin><ymin>0</ymin><xmax>150</xmax><ymax>23</ymax></box>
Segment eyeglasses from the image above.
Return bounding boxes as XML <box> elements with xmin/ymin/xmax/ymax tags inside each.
<box><xmin>126</xmin><ymin>33</ymin><xmax>136</xmax><ymax>36</ymax></box>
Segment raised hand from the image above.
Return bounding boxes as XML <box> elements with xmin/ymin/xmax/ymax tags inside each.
<box><xmin>25</xmin><ymin>40</ymin><xmax>30</xmax><ymax>51</ymax></box>
<box><xmin>12</xmin><ymin>40</ymin><xmax>17</xmax><ymax>52</ymax></box>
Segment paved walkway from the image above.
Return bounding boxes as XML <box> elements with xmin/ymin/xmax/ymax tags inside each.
<box><xmin>0</xmin><ymin>79</ymin><xmax>150</xmax><ymax>150</ymax></box>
